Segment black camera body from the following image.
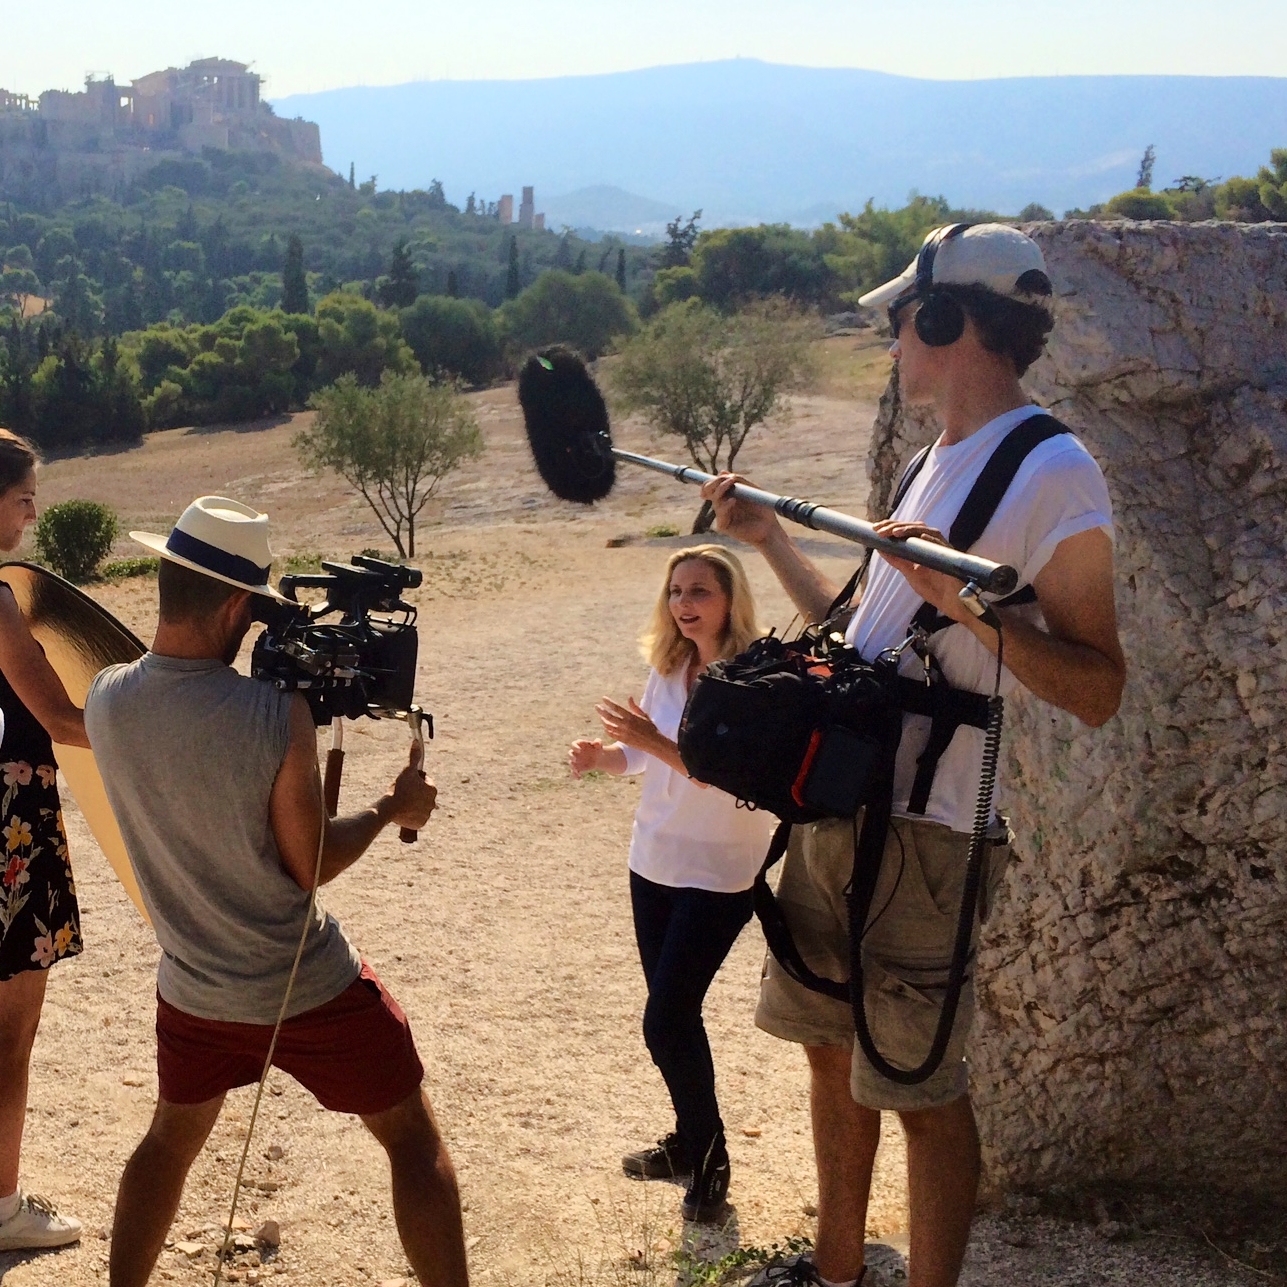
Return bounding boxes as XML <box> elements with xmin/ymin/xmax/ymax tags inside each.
<box><xmin>251</xmin><ymin>555</ymin><xmax>422</xmax><ymax>726</ymax></box>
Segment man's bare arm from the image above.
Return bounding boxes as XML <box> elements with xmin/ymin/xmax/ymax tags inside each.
<box><xmin>702</xmin><ymin>474</ymin><xmax>843</xmax><ymax>622</ymax></box>
<box><xmin>269</xmin><ymin>694</ymin><xmax>437</xmax><ymax>891</ymax></box>
<box><xmin>881</xmin><ymin>524</ymin><xmax>1125</xmax><ymax>727</ymax></box>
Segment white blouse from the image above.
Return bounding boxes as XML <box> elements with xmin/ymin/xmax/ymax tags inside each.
<box><xmin>620</xmin><ymin>666</ymin><xmax>776</xmax><ymax>893</ymax></box>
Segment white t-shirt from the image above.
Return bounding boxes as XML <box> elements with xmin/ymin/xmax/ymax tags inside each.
<box><xmin>621</xmin><ymin>665</ymin><xmax>776</xmax><ymax>893</ymax></box>
<box><xmin>846</xmin><ymin>404</ymin><xmax>1113</xmax><ymax>833</ymax></box>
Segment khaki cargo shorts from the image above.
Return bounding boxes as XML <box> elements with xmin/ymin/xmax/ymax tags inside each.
<box><xmin>755</xmin><ymin>813</ymin><xmax>1009</xmax><ymax>1112</ymax></box>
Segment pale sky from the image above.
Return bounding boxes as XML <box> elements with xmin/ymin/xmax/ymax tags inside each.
<box><xmin>5</xmin><ymin>0</ymin><xmax>1285</xmax><ymax>98</ymax></box>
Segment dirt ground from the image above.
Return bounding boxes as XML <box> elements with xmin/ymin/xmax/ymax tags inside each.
<box><xmin>2</xmin><ymin>340</ymin><xmax>1267</xmax><ymax>1285</ymax></box>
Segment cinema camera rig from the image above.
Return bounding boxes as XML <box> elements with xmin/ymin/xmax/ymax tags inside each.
<box><xmin>251</xmin><ymin>555</ymin><xmax>424</xmax><ymax>728</ymax></box>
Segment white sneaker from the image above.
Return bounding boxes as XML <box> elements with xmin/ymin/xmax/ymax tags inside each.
<box><xmin>0</xmin><ymin>1191</ymin><xmax>83</xmax><ymax>1250</ymax></box>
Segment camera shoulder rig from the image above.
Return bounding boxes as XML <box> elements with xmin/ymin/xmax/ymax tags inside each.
<box><xmin>250</xmin><ymin>554</ymin><xmax>423</xmax><ymax>727</ymax></box>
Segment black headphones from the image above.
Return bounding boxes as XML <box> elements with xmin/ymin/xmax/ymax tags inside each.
<box><xmin>892</xmin><ymin>222</ymin><xmax>970</xmax><ymax>348</ymax></box>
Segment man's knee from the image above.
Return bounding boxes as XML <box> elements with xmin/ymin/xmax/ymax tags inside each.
<box><xmin>363</xmin><ymin>1088</ymin><xmax>443</xmax><ymax>1159</ymax></box>
<box><xmin>805</xmin><ymin>1041</ymin><xmax>854</xmax><ymax>1087</ymax></box>
<box><xmin>136</xmin><ymin>1095</ymin><xmax>224</xmax><ymax>1166</ymax></box>
<box><xmin>898</xmin><ymin>1091</ymin><xmax>978</xmax><ymax>1142</ymax></box>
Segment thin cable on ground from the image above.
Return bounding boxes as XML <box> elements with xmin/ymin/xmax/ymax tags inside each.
<box><xmin>211</xmin><ymin>812</ymin><xmax>326</xmax><ymax>1286</ymax></box>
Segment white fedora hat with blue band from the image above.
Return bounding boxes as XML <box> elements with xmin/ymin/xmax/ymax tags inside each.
<box><xmin>130</xmin><ymin>496</ymin><xmax>291</xmax><ymax>603</ymax></box>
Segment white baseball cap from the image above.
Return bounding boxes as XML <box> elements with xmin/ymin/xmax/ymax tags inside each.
<box><xmin>132</xmin><ymin>496</ymin><xmax>290</xmax><ymax>602</ymax></box>
<box><xmin>858</xmin><ymin>223</ymin><xmax>1051</xmax><ymax>309</ymax></box>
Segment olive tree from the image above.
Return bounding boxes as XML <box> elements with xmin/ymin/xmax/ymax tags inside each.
<box><xmin>298</xmin><ymin>371</ymin><xmax>483</xmax><ymax>557</ymax></box>
<box><xmin>609</xmin><ymin>299</ymin><xmax>816</xmax><ymax>531</ymax></box>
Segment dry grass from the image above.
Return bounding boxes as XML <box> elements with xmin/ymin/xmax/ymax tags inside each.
<box><xmin>813</xmin><ymin>334</ymin><xmax>893</xmax><ymax>404</ymax></box>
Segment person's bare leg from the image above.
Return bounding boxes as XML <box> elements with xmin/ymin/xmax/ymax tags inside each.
<box><xmin>899</xmin><ymin>1094</ymin><xmax>980</xmax><ymax>1287</ymax></box>
<box><xmin>362</xmin><ymin>1088</ymin><xmax>468</xmax><ymax>1287</ymax></box>
<box><xmin>806</xmin><ymin>1044</ymin><xmax>880</xmax><ymax>1283</ymax></box>
<box><xmin>0</xmin><ymin>969</ymin><xmax>48</xmax><ymax>1196</ymax></box>
<box><xmin>110</xmin><ymin>1095</ymin><xmax>225</xmax><ymax>1287</ymax></box>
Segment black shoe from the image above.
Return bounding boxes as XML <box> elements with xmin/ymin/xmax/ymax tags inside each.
<box><xmin>749</xmin><ymin>1258</ymin><xmax>864</xmax><ymax>1287</ymax></box>
<box><xmin>622</xmin><ymin>1132</ymin><xmax>691</xmax><ymax>1179</ymax></box>
<box><xmin>681</xmin><ymin>1141</ymin><xmax>730</xmax><ymax>1222</ymax></box>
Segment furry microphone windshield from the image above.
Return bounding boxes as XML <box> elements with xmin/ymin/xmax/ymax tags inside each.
<box><xmin>517</xmin><ymin>347</ymin><xmax>616</xmax><ymax>503</ymax></box>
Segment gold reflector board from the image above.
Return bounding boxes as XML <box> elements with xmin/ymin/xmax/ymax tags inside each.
<box><xmin>0</xmin><ymin>562</ymin><xmax>149</xmax><ymax>922</ymax></box>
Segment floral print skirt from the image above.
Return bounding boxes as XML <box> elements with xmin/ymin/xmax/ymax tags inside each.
<box><xmin>0</xmin><ymin>758</ymin><xmax>82</xmax><ymax>981</ymax></box>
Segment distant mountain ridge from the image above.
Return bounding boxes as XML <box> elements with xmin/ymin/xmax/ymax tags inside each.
<box><xmin>540</xmin><ymin>186</ymin><xmax>681</xmax><ymax>237</ymax></box>
<box><xmin>273</xmin><ymin>59</ymin><xmax>1287</xmax><ymax>229</ymax></box>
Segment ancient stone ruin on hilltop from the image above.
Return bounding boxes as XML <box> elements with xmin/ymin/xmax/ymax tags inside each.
<box><xmin>0</xmin><ymin>58</ymin><xmax>323</xmax><ymax>203</ymax></box>
<box><xmin>869</xmin><ymin>218</ymin><xmax>1287</xmax><ymax>1200</ymax></box>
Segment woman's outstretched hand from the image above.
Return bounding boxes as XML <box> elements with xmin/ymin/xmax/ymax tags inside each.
<box><xmin>595</xmin><ymin>696</ymin><xmax>660</xmax><ymax>753</ymax></box>
<box><xmin>585</xmin><ymin>697</ymin><xmax>705</xmax><ymax>784</ymax></box>
<box><xmin>569</xmin><ymin>738</ymin><xmax>605</xmax><ymax>779</ymax></box>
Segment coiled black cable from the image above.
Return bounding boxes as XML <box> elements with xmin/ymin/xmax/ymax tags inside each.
<box><xmin>848</xmin><ymin>625</ymin><xmax>1005</xmax><ymax>1085</ymax></box>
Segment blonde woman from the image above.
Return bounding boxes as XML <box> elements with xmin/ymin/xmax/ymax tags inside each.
<box><xmin>569</xmin><ymin>545</ymin><xmax>773</xmax><ymax>1223</ymax></box>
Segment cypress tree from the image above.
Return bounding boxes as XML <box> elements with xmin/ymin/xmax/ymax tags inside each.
<box><xmin>616</xmin><ymin>248</ymin><xmax>627</xmax><ymax>291</ymax></box>
<box><xmin>446</xmin><ymin>270</ymin><xmax>459</xmax><ymax>297</ymax></box>
<box><xmin>282</xmin><ymin>234</ymin><xmax>309</xmax><ymax>314</ymax></box>
<box><xmin>379</xmin><ymin>241</ymin><xmax>419</xmax><ymax>308</ymax></box>
<box><xmin>505</xmin><ymin>236</ymin><xmax>520</xmax><ymax>299</ymax></box>
<box><xmin>348</xmin><ymin>162</ymin><xmax>356</xmax><ymax>190</ymax></box>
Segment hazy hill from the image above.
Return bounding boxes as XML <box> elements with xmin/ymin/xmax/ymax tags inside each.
<box><xmin>273</xmin><ymin>59</ymin><xmax>1287</xmax><ymax>228</ymax></box>
<box><xmin>539</xmin><ymin>185</ymin><xmax>680</xmax><ymax>238</ymax></box>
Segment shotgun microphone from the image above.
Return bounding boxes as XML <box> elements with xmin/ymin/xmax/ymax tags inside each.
<box><xmin>516</xmin><ymin>347</ymin><xmax>1018</xmax><ymax>595</ymax></box>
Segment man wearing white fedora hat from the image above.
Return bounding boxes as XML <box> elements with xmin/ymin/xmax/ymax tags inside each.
<box><xmin>85</xmin><ymin>497</ymin><xmax>465</xmax><ymax>1287</ymax></box>
<box><xmin>705</xmin><ymin>226</ymin><xmax>1125</xmax><ymax>1287</ymax></box>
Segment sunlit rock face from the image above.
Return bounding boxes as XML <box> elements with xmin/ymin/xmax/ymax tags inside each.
<box><xmin>866</xmin><ymin>219</ymin><xmax>1287</xmax><ymax>1198</ymax></box>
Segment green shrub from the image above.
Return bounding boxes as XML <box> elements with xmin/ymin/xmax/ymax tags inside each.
<box><xmin>34</xmin><ymin>500</ymin><xmax>119</xmax><ymax>582</ymax></box>
<box><xmin>400</xmin><ymin>295</ymin><xmax>504</xmax><ymax>386</ymax></box>
<box><xmin>100</xmin><ymin>556</ymin><xmax>159</xmax><ymax>579</ymax></box>
<box><xmin>651</xmin><ymin>266</ymin><xmax>699</xmax><ymax>310</ymax></box>
<box><xmin>142</xmin><ymin>379</ymin><xmax>186</xmax><ymax>430</ymax></box>
<box><xmin>281</xmin><ymin>551</ymin><xmax>323</xmax><ymax>573</ymax></box>
<box><xmin>1105</xmin><ymin>188</ymin><xmax>1176</xmax><ymax>220</ymax></box>
<box><xmin>500</xmin><ymin>270</ymin><xmax>637</xmax><ymax>359</ymax></box>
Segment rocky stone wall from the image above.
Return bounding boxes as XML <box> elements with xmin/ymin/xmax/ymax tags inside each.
<box><xmin>866</xmin><ymin>220</ymin><xmax>1287</xmax><ymax>1197</ymax></box>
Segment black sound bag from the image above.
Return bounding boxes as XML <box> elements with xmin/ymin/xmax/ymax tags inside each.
<box><xmin>677</xmin><ymin>628</ymin><xmax>904</xmax><ymax>825</ymax></box>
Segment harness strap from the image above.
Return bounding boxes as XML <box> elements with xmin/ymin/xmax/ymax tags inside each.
<box><xmin>898</xmin><ymin>414</ymin><xmax>1072</xmax><ymax>811</ymax></box>
<box><xmin>823</xmin><ymin>444</ymin><xmax>934</xmax><ymax>623</ymax></box>
<box><xmin>946</xmin><ymin>415</ymin><xmax>1070</xmax><ymax>549</ymax></box>
<box><xmin>753</xmin><ymin>819</ymin><xmax>848</xmax><ymax>1003</ymax></box>
<box><xmin>909</xmin><ymin>584</ymin><xmax>1036</xmax><ymax>639</ymax></box>
<box><xmin>904</xmin><ymin>414</ymin><xmax>1070</xmax><ymax>636</ymax></box>
<box><xmin>896</xmin><ymin>675</ymin><xmax>991</xmax><ymax>814</ymax></box>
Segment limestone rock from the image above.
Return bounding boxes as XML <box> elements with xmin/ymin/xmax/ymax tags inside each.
<box><xmin>253</xmin><ymin>1220</ymin><xmax>280</xmax><ymax>1248</ymax></box>
<box><xmin>865</xmin><ymin>219</ymin><xmax>1287</xmax><ymax>1197</ymax></box>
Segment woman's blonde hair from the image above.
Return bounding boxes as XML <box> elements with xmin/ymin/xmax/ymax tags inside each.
<box><xmin>640</xmin><ymin>544</ymin><xmax>763</xmax><ymax>676</ymax></box>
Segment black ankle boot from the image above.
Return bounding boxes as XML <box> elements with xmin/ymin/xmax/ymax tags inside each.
<box><xmin>681</xmin><ymin>1135</ymin><xmax>730</xmax><ymax>1222</ymax></box>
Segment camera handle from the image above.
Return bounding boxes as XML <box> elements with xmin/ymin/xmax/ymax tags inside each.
<box><xmin>400</xmin><ymin>707</ymin><xmax>427</xmax><ymax>844</ymax></box>
<box><xmin>323</xmin><ymin>720</ymin><xmax>344</xmax><ymax>817</ymax></box>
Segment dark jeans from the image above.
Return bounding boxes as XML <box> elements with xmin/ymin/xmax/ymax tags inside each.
<box><xmin>629</xmin><ymin>870</ymin><xmax>754</xmax><ymax>1162</ymax></box>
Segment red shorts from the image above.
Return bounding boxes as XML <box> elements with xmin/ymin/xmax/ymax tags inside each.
<box><xmin>156</xmin><ymin>963</ymin><xmax>424</xmax><ymax>1116</ymax></box>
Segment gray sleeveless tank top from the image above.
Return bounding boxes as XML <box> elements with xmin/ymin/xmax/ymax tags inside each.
<box><xmin>86</xmin><ymin>653</ymin><xmax>360</xmax><ymax>1023</ymax></box>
